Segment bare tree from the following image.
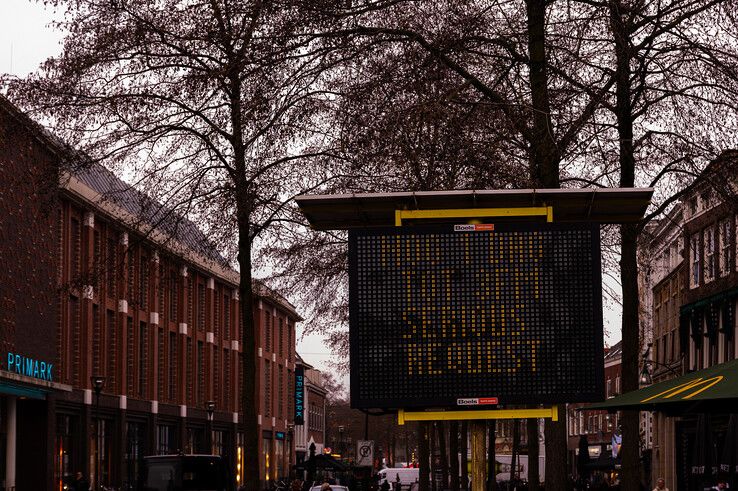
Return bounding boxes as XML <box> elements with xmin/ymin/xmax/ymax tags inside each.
<box><xmin>3</xmin><ymin>1</ymin><xmax>343</xmax><ymax>489</ymax></box>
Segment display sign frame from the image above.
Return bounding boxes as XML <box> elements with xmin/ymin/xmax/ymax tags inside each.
<box><xmin>348</xmin><ymin>222</ymin><xmax>605</xmax><ymax>410</ymax></box>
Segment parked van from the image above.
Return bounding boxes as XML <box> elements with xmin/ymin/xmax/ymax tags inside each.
<box><xmin>378</xmin><ymin>468</ymin><xmax>419</xmax><ymax>490</ymax></box>
<box><xmin>140</xmin><ymin>454</ymin><xmax>235</xmax><ymax>491</ymax></box>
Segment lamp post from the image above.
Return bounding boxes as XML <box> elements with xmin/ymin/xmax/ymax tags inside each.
<box><xmin>639</xmin><ymin>342</ymin><xmax>683</xmax><ymax>385</ymax></box>
<box><xmin>206</xmin><ymin>401</ymin><xmax>216</xmax><ymax>455</ymax></box>
<box><xmin>286</xmin><ymin>423</ymin><xmax>295</xmax><ymax>471</ymax></box>
<box><xmin>91</xmin><ymin>375</ymin><xmax>105</xmax><ymax>490</ymax></box>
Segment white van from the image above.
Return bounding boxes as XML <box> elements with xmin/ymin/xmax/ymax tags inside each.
<box><xmin>378</xmin><ymin>468</ymin><xmax>419</xmax><ymax>490</ymax></box>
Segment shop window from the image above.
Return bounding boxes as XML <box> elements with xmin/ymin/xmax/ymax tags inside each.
<box><xmin>125</xmin><ymin>422</ymin><xmax>147</xmax><ymax>488</ymax></box>
<box><xmin>92</xmin><ymin>419</ymin><xmax>112</xmax><ymax>487</ymax></box>
<box><xmin>186</xmin><ymin>427</ymin><xmax>206</xmax><ymax>454</ymax></box>
<box><xmin>56</xmin><ymin>414</ymin><xmax>78</xmax><ymax>490</ymax></box>
<box><xmin>157</xmin><ymin>424</ymin><xmax>176</xmax><ymax>455</ymax></box>
<box><xmin>213</xmin><ymin>430</ymin><xmax>225</xmax><ymax>456</ymax></box>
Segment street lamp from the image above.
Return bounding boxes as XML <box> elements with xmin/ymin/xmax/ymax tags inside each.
<box><xmin>91</xmin><ymin>375</ymin><xmax>105</xmax><ymax>490</ymax></box>
<box><xmin>206</xmin><ymin>401</ymin><xmax>216</xmax><ymax>454</ymax></box>
<box><xmin>639</xmin><ymin>342</ymin><xmax>683</xmax><ymax>385</ymax></box>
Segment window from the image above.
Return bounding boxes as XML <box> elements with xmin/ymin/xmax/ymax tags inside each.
<box><xmin>157</xmin><ymin>424</ymin><xmax>176</xmax><ymax>455</ymax></box>
<box><xmin>71</xmin><ymin>217</ymin><xmax>81</xmax><ymax>284</ymax></box>
<box><xmin>224</xmin><ymin>349</ymin><xmax>230</xmax><ymax>409</ymax></box>
<box><xmin>287</xmin><ymin>323</ymin><xmax>292</xmax><ymax>362</ymax></box>
<box><xmin>168</xmin><ymin>332</ymin><xmax>177</xmax><ymax>401</ymax></box>
<box><xmin>705</xmin><ymin>227</ymin><xmax>716</xmax><ymax>282</ymax></box>
<box><xmin>70</xmin><ymin>296</ymin><xmax>80</xmax><ymax>385</ymax></box>
<box><xmin>139</xmin><ymin>252</ymin><xmax>149</xmax><ymax>309</ymax></box>
<box><xmin>688</xmin><ymin>197</ymin><xmax>698</xmax><ymax>217</ymax></box>
<box><xmin>265</xmin><ymin>311</ymin><xmax>272</xmax><ymax>352</ymax></box>
<box><xmin>224</xmin><ymin>295</ymin><xmax>231</xmax><ymax>339</ymax></box>
<box><xmin>93</xmin><ymin>230</ymin><xmax>101</xmax><ymax>294</ymax></box>
<box><xmin>214</xmin><ymin>288</ymin><xmax>220</xmax><ymax>338</ymax></box>
<box><xmin>139</xmin><ymin>322</ymin><xmax>148</xmax><ymax>398</ymax></box>
<box><xmin>186</xmin><ymin>337</ymin><xmax>193</xmax><ymax>405</ymax></box>
<box><xmin>720</xmin><ymin>218</ymin><xmax>732</xmax><ymax>276</ymax></box>
<box><xmin>278</xmin><ymin>367</ymin><xmax>284</xmax><ymax>419</ymax></box>
<box><xmin>198</xmin><ymin>283</ymin><xmax>206</xmax><ymax>332</ymax></box>
<box><xmin>158</xmin><ymin>327</ymin><xmax>165</xmax><ymax>401</ymax></box>
<box><xmin>169</xmin><ymin>271</ymin><xmax>178</xmax><ymax>321</ymax></box>
<box><xmin>264</xmin><ymin>361</ymin><xmax>271</xmax><ymax>418</ymax></box>
<box><xmin>197</xmin><ymin>341</ymin><xmax>204</xmax><ymax>404</ymax></box>
<box><xmin>279</xmin><ymin>318</ymin><xmax>284</xmax><ymax>356</ymax></box>
<box><xmin>127</xmin><ymin>317</ymin><xmax>134</xmax><ymax>396</ymax></box>
<box><xmin>106</xmin><ymin>237</ymin><xmax>117</xmax><ymax>298</ymax></box>
<box><xmin>606</xmin><ymin>379</ymin><xmax>612</xmax><ymax>398</ymax></box>
<box><xmin>107</xmin><ymin>310</ymin><xmax>116</xmax><ymax>391</ymax></box>
<box><xmin>93</xmin><ymin>305</ymin><xmax>101</xmax><ymax>375</ymax></box>
<box><xmin>127</xmin><ymin>250</ymin><xmax>135</xmax><ymax>304</ymax></box>
<box><xmin>690</xmin><ymin>233</ymin><xmax>701</xmax><ymax>288</ymax></box>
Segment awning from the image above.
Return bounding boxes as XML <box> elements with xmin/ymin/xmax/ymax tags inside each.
<box><xmin>585</xmin><ymin>358</ymin><xmax>738</xmax><ymax>414</ymax></box>
<box><xmin>295</xmin><ymin>188</ymin><xmax>654</xmax><ymax>230</ymax></box>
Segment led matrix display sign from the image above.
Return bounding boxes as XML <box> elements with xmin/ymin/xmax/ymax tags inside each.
<box><xmin>348</xmin><ymin>223</ymin><xmax>604</xmax><ymax>409</ymax></box>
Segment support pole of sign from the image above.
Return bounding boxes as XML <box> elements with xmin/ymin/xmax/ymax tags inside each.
<box><xmin>470</xmin><ymin>420</ymin><xmax>486</xmax><ymax>491</ymax></box>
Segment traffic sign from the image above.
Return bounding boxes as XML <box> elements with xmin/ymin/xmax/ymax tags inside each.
<box><xmin>348</xmin><ymin>222</ymin><xmax>604</xmax><ymax>408</ymax></box>
<box><xmin>357</xmin><ymin>440</ymin><xmax>374</xmax><ymax>467</ymax></box>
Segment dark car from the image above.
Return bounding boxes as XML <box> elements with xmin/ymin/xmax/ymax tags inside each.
<box><xmin>140</xmin><ymin>454</ymin><xmax>235</xmax><ymax>491</ymax></box>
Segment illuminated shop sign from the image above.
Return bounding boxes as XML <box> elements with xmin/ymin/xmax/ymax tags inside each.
<box><xmin>295</xmin><ymin>366</ymin><xmax>305</xmax><ymax>425</ymax></box>
<box><xmin>6</xmin><ymin>352</ymin><xmax>54</xmax><ymax>382</ymax></box>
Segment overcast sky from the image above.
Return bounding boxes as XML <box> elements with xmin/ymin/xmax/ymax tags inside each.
<box><xmin>1</xmin><ymin>0</ymin><xmax>623</xmax><ymax>384</ymax></box>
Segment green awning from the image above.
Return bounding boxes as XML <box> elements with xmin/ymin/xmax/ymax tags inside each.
<box><xmin>586</xmin><ymin>358</ymin><xmax>738</xmax><ymax>414</ymax></box>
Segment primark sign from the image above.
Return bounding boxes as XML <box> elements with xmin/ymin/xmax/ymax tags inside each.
<box><xmin>5</xmin><ymin>352</ymin><xmax>54</xmax><ymax>382</ymax></box>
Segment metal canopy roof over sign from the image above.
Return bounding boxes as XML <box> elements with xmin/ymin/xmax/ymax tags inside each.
<box><xmin>295</xmin><ymin>188</ymin><xmax>654</xmax><ymax>230</ymax></box>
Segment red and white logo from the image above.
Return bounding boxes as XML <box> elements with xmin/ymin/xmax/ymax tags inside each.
<box><xmin>453</xmin><ymin>224</ymin><xmax>495</xmax><ymax>232</ymax></box>
<box><xmin>456</xmin><ymin>397</ymin><xmax>499</xmax><ymax>406</ymax></box>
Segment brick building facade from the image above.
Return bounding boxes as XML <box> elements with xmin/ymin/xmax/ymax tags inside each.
<box><xmin>0</xmin><ymin>96</ymin><xmax>300</xmax><ymax>489</ymax></box>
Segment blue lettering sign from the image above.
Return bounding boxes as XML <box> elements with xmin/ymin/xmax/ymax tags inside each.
<box><xmin>5</xmin><ymin>352</ymin><xmax>54</xmax><ymax>382</ymax></box>
<box><xmin>295</xmin><ymin>366</ymin><xmax>305</xmax><ymax>425</ymax></box>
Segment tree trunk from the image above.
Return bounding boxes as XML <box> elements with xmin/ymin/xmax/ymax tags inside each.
<box><xmin>420</xmin><ymin>422</ymin><xmax>431</xmax><ymax>491</ymax></box>
<box><xmin>431</xmin><ymin>422</ymin><xmax>438</xmax><ymax>491</ymax></box>
<box><xmin>450</xmin><ymin>421</ymin><xmax>460</xmax><ymax>491</ymax></box>
<box><xmin>544</xmin><ymin>407</ymin><xmax>568</xmax><ymax>491</ymax></box>
<box><xmin>510</xmin><ymin>420</ymin><xmax>519</xmax><ymax>482</ymax></box>
<box><xmin>526</xmin><ymin>0</ymin><xmax>560</xmax><ymax>188</ymax></box>
<box><xmin>232</xmin><ymin>65</ymin><xmax>260</xmax><ymax>490</ymax></box>
<box><xmin>527</xmin><ymin>419</ymin><xmax>540</xmax><ymax>491</ymax></box>
<box><xmin>440</xmin><ymin>422</ymin><xmax>449</xmax><ymax>490</ymax></box>
<box><xmin>487</xmin><ymin>420</ymin><xmax>497</xmax><ymax>491</ymax></box>
<box><xmin>525</xmin><ymin>0</ymin><xmax>566</xmax><ymax>487</ymax></box>
<box><xmin>609</xmin><ymin>0</ymin><xmax>641</xmax><ymax>488</ymax></box>
<box><xmin>461</xmin><ymin>421</ymin><xmax>469</xmax><ymax>491</ymax></box>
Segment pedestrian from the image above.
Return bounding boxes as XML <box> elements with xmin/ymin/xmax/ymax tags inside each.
<box><xmin>321</xmin><ymin>482</ymin><xmax>333</xmax><ymax>491</ymax></box>
<box><xmin>652</xmin><ymin>477</ymin><xmax>669</xmax><ymax>491</ymax></box>
<box><xmin>711</xmin><ymin>480</ymin><xmax>728</xmax><ymax>490</ymax></box>
<box><xmin>71</xmin><ymin>471</ymin><xmax>90</xmax><ymax>491</ymax></box>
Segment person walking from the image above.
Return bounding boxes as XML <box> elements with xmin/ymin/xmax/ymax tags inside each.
<box><xmin>71</xmin><ymin>471</ymin><xmax>90</xmax><ymax>491</ymax></box>
<box><xmin>652</xmin><ymin>477</ymin><xmax>669</xmax><ymax>491</ymax></box>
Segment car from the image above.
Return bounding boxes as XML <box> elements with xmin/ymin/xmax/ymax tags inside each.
<box><xmin>309</xmin><ymin>485</ymin><xmax>349</xmax><ymax>491</ymax></box>
<box><xmin>140</xmin><ymin>454</ymin><xmax>235</xmax><ymax>491</ymax></box>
